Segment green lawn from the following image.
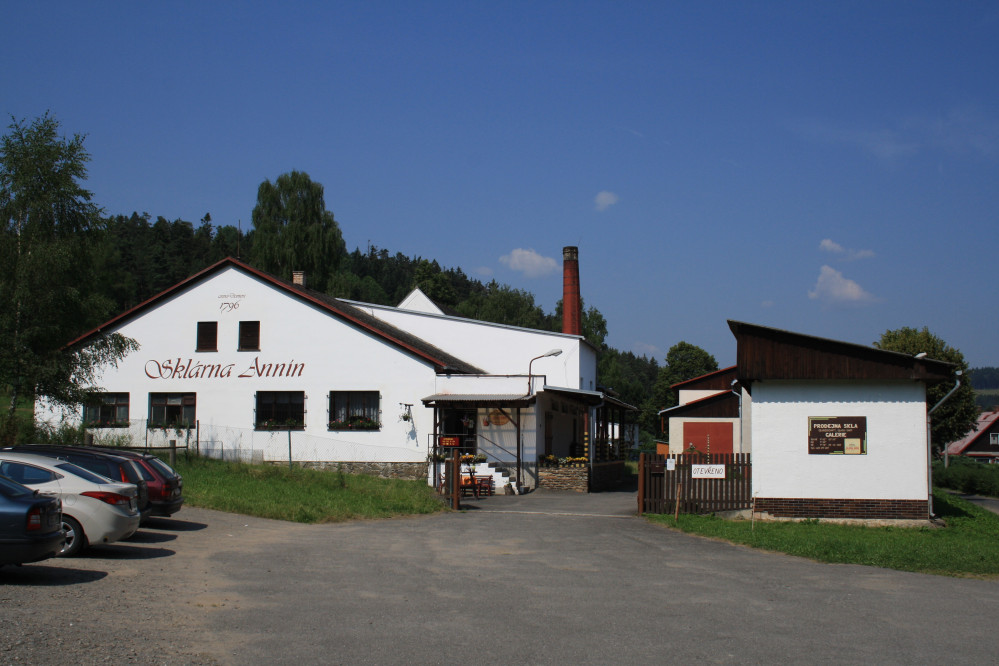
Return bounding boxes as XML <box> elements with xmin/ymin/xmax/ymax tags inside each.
<box><xmin>646</xmin><ymin>490</ymin><xmax>999</xmax><ymax>578</ymax></box>
<box><xmin>173</xmin><ymin>455</ymin><xmax>446</xmax><ymax>523</ymax></box>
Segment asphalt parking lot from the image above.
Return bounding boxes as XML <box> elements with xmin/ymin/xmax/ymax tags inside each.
<box><xmin>3</xmin><ymin>488</ymin><xmax>999</xmax><ymax>665</ymax></box>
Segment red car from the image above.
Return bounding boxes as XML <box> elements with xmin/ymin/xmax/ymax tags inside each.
<box><xmin>86</xmin><ymin>449</ymin><xmax>183</xmax><ymax>517</ymax></box>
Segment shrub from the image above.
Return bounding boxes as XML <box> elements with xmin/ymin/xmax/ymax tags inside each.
<box><xmin>934</xmin><ymin>457</ymin><xmax>999</xmax><ymax>497</ymax></box>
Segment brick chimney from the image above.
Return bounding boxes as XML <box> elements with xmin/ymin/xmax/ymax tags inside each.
<box><xmin>292</xmin><ymin>270</ymin><xmax>305</xmax><ymax>286</ymax></box>
<box><xmin>562</xmin><ymin>246</ymin><xmax>582</xmax><ymax>336</ymax></box>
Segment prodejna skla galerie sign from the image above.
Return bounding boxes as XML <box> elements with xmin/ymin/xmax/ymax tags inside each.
<box><xmin>808</xmin><ymin>416</ymin><xmax>867</xmax><ymax>455</ymax></box>
<box><xmin>144</xmin><ymin>357</ymin><xmax>305</xmax><ymax>380</ymax></box>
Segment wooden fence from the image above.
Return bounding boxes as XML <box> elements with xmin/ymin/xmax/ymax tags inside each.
<box><xmin>638</xmin><ymin>452</ymin><xmax>752</xmax><ymax>515</ymax></box>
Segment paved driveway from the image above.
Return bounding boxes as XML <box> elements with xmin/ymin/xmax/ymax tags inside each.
<box><xmin>4</xmin><ymin>489</ymin><xmax>999</xmax><ymax>664</ymax></box>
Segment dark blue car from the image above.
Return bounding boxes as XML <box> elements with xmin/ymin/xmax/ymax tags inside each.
<box><xmin>0</xmin><ymin>474</ymin><xmax>64</xmax><ymax>567</ymax></box>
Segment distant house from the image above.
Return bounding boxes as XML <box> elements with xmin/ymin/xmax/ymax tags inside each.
<box><xmin>946</xmin><ymin>409</ymin><xmax>999</xmax><ymax>463</ymax></box>
<box><xmin>658</xmin><ymin>366</ymin><xmax>747</xmax><ymax>456</ymax></box>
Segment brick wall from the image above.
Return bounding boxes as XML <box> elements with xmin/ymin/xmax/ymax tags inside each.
<box><xmin>754</xmin><ymin>497</ymin><xmax>929</xmax><ymax>520</ymax></box>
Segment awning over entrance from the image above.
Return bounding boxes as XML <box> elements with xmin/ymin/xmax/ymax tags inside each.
<box><xmin>540</xmin><ymin>385</ymin><xmax>637</xmax><ymax>412</ymax></box>
<box><xmin>421</xmin><ymin>394</ymin><xmax>535</xmax><ymax>408</ymax></box>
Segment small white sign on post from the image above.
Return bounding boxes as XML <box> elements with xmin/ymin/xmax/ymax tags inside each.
<box><xmin>691</xmin><ymin>464</ymin><xmax>726</xmax><ymax>479</ymax></box>
<box><xmin>666</xmin><ymin>458</ymin><xmax>676</xmax><ymax>471</ymax></box>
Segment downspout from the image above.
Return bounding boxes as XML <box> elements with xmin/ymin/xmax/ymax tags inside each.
<box><xmin>926</xmin><ymin>371</ymin><xmax>962</xmax><ymax>517</ymax></box>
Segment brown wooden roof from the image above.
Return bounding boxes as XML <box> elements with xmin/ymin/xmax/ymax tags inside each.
<box><xmin>728</xmin><ymin>320</ymin><xmax>954</xmax><ymax>384</ymax></box>
<box><xmin>660</xmin><ymin>391</ymin><xmax>739</xmax><ymax>419</ymax></box>
<box><xmin>671</xmin><ymin>366</ymin><xmax>739</xmax><ymax>391</ymax></box>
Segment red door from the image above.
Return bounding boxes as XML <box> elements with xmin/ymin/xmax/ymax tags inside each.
<box><xmin>681</xmin><ymin>422</ymin><xmax>733</xmax><ymax>455</ymax></box>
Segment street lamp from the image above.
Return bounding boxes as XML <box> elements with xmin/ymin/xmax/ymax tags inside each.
<box><xmin>527</xmin><ymin>349</ymin><xmax>563</xmax><ymax>394</ymax></box>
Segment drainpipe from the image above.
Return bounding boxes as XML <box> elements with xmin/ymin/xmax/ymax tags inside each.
<box><xmin>926</xmin><ymin>371</ymin><xmax>962</xmax><ymax>517</ymax></box>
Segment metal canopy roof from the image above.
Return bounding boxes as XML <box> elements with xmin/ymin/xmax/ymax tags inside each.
<box><xmin>422</xmin><ymin>394</ymin><xmax>535</xmax><ymax>407</ymax></box>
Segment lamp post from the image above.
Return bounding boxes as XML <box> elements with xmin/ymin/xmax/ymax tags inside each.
<box><xmin>527</xmin><ymin>349</ymin><xmax>563</xmax><ymax>395</ymax></box>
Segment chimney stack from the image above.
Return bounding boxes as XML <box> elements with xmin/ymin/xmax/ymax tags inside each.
<box><xmin>562</xmin><ymin>246</ymin><xmax>582</xmax><ymax>336</ymax></box>
<box><xmin>292</xmin><ymin>270</ymin><xmax>305</xmax><ymax>286</ymax></box>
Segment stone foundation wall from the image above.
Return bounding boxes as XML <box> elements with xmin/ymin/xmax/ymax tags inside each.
<box><xmin>274</xmin><ymin>461</ymin><xmax>426</xmax><ymax>481</ymax></box>
<box><xmin>538</xmin><ymin>465</ymin><xmax>588</xmax><ymax>492</ymax></box>
<box><xmin>754</xmin><ymin>497</ymin><xmax>929</xmax><ymax>520</ymax></box>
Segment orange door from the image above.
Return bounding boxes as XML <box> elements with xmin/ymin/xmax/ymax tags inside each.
<box><xmin>682</xmin><ymin>422</ymin><xmax>733</xmax><ymax>455</ymax></box>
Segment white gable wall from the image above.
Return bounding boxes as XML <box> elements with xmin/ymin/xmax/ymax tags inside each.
<box><xmin>751</xmin><ymin>380</ymin><xmax>928</xmax><ymax>501</ymax></box>
<box><xmin>50</xmin><ymin>267</ymin><xmax>439</xmax><ymax>462</ymax></box>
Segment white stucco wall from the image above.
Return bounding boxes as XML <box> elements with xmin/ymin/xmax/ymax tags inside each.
<box><xmin>345</xmin><ymin>301</ymin><xmax>595</xmax><ymax>391</ymax></box>
<box><xmin>47</xmin><ymin>268</ymin><xmax>440</xmax><ymax>462</ymax></box>
<box><xmin>750</xmin><ymin>381</ymin><xmax>928</xmax><ymax>501</ymax></box>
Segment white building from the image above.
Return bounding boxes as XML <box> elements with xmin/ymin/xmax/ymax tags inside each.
<box><xmin>41</xmin><ymin>251</ymin><xmax>633</xmax><ymax>490</ymax></box>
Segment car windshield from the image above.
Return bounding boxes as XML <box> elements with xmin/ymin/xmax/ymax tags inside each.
<box><xmin>0</xmin><ymin>474</ymin><xmax>33</xmax><ymax>498</ymax></box>
<box><xmin>55</xmin><ymin>462</ymin><xmax>113</xmax><ymax>484</ymax></box>
<box><xmin>147</xmin><ymin>457</ymin><xmax>178</xmax><ymax>478</ymax></box>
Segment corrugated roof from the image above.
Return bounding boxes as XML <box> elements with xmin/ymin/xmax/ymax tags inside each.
<box><xmin>422</xmin><ymin>394</ymin><xmax>535</xmax><ymax>407</ymax></box>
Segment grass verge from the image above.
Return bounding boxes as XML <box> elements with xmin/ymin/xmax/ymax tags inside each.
<box><xmin>646</xmin><ymin>489</ymin><xmax>999</xmax><ymax>578</ymax></box>
<box><xmin>173</xmin><ymin>455</ymin><xmax>446</xmax><ymax>523</ymax></box>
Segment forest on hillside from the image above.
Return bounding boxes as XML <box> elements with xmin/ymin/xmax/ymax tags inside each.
<box><xmin>95</xmin><ymin>209</ymin><xmax>666</xmax><ymax>441</ymax></box>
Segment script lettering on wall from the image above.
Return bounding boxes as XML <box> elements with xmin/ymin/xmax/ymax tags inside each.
<box><xmin>218</xmin><ymin>292</ymin><xmax>246</xmax><ymax>313</ymax></box>
<box><xmin>144</xmin><ymin>357</ymin><xmax>304</xmax><ymax>380</ymax></box>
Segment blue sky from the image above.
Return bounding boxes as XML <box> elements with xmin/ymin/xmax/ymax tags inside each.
<box><xmin>4</xmin><ymin>2</ymin><xmax>997</xmax><ymax>368</ymax></box>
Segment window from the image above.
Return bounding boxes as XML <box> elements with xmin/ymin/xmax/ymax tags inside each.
<box><xmin>149</xmin><ymin>393</ymin><xmax>196</xmax><ymax>427</ymax></box>
<box><xmin>239</xmin><ymin>321</ymin><xmax>260</xmax><ymax>351</ymax></box>
<box><xmin>0</xmin><ymin>461</ymin><xmax>59</xmax><ymax>485</ymax></box>
<box><xmin>83</xmin><ymin>393</ymin><xmax>130</xmax><ymax>427</ymax></box>
<box><xmin>329</xmin><ymin>391</ymin><xmax>380</xmax><ymax>430</ymax></box>
<box><xmin>991</xmin><ymin>433</ymin><xmax>999</xmax><ymax>447</ymax></box>
<box><xmin>256</xmin><ymin>391</ymin><xmax>305</xmax><ymax>429</ymax></box>
<box><xmin>197</xmin><ymin>321</ymin><xmax>218</xmax><ymax>351</ymax></box>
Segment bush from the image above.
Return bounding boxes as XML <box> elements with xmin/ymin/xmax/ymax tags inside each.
<box><xmin>934</xmin><ymin>457</ymin><xmax>999</xmax><ymax>497</ymax></box>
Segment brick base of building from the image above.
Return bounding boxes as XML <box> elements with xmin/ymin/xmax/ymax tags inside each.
<box><xmin>754</xmin><ymin>497</ymin><xmax>929</xmax><ymax>520</ymax></box>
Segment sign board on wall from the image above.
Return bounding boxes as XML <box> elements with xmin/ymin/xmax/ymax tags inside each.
<box><xmin>808</xmin><ymin>416</ymin><xmax>867</xmax><ymax>455</ymax></box>
<box><xmin>439</xmin><ymin>436</ymin><xmax>460</xmax><ymax>447</ymax></box>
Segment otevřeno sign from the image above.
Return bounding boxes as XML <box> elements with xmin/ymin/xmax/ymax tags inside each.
<box><xmin>691</xmin><ymin>464</ymin><xmax>726</xmax><ymax>479</ymax></box>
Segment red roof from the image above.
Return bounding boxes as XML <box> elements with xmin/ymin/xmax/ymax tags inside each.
<box><xmin>946</xmin><ymin>409</ymin><xmax>999</xmax><ymax>456</ymax></box>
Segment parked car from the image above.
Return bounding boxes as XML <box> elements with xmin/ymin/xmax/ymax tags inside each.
<box><xmin>0</xmin><ymin>474</ymin><xmax>64</xmax><ymax>567</ymax></box>
<box><xmin>0</xmin><ymin>452</ymin><xmax>140</xmax><ymax>557</ymax></box>
<box><xmin>87</xmin><ymin>449</ymin><xmax>183</xmax><ymax>517</ymax></box>
<box><xmin>4</xmin><ymin>446</ymin><xmax>152</xmax><ymax>523</ymax></box>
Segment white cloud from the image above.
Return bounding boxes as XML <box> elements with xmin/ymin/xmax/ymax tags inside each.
<box><xmin>499</xmin><ymin>248</ymin><xmax>558</xmax><ymax>278</ymax></box>
<box><xmin>594</xmin><ymin>190</ymin><xmax>619</xmax><ymax>211</ymax></box>
<box><xmin>473</xmin><ymin>266</ymin><xmax>493</xmax><ymax>278</ymax></box>
<box><xmin>808</xmin><ymin>265</ymin><xmax>879</xmax><ymax>305</ymax></box>
<box><xmin>632</xmin><ymin>341</ymin><xmax>662</xmax><ymax>358</ymax></box>
<box><xmin>820</xmin><ymin>238</ymin><xmax>875</xmax><ymax>261</ymax></box>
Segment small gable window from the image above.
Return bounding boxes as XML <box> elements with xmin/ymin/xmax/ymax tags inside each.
<box><xmin>197</xmin><ymin>321</ymin><xmax>218</xmax><ymax>352</ymax></box>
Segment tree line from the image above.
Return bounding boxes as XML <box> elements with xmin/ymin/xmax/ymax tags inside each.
<box><xmin>1</xmin><ymin>113</ymin><xmax>982</xmax><ymax>450</ymax></box>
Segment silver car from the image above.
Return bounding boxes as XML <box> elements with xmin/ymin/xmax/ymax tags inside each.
<box><xmin>0</xmin><ymin>452</ymin><xmax>140</xmax><ymax>557</ymax></box>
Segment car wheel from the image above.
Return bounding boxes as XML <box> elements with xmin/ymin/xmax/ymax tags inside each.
<box><xmin>59</xmin><ymin>516</ymin><xmax>86</xmax><ymax>557</ymax></box>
